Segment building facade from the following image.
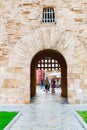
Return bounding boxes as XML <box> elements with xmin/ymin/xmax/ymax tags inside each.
<box><xmin>0</xmin><ymin>0</ymin><xmax>87</xmax><ymax>104</ymax></box>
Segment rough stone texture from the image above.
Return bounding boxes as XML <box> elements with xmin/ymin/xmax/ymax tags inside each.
<box><xmin>0</xmin><ymin>0</ymin><xmax>87</xmax><ymax>104</ymax></box>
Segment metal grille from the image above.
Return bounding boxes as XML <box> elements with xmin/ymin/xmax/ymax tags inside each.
<box><xmin>36</xmin><ymin>57</ymin><xmax>60</xmax><ymax>70</ymax></box>
<box><xmin>42</xmin><ymin>8</ymin><xmax>55</xmax><ymax>23</ymax></box>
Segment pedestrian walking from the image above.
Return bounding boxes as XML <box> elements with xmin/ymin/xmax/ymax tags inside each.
<box><xmin>40</xmin><ymin>79</ymin><xmax>44</xmax><ymax>89</ymax></box>
<box><xmin>44</xmin><ymin>77</ymin><xmax>49</xmax><ymax>93</ymax></box>
<box><xmin>51</xmin><ymin>80</ymin><xmax>55</xmax><ymax>94</ymax></box>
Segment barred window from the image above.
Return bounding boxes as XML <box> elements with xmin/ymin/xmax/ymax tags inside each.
<box><xmin>36</xmin><ymin>57</ymin><xmax>60</xmax><ymax>70</ymax></box>
<box><xmin>42</xmin><ymin>8</ymin><xmax>55</xmax><ymax>23</ymax></box>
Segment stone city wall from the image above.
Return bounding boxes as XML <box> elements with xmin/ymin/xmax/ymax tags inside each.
<box><xmin>0</xmin><ymin>0</ymin><xmax>87</xmax><ymax>104</ymax></box>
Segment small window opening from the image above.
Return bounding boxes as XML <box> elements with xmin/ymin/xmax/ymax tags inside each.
<box><xmin>42</xmin><ymin>7</ymin><xmax>55</xmax><ymax>23</ymax></box>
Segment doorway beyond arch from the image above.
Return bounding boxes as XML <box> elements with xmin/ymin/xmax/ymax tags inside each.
<box><xmin>30</xmin><ymin>49</ymin><xmax>67</xmax><ymax>100</ymax></box>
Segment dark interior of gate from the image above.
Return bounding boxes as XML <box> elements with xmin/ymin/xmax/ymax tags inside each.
<box><xmin>30</xmin><ymin>49</ymin><xmax>67</xmax><ymax>99</ymax></box>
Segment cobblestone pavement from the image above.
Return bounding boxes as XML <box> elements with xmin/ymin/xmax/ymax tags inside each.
<box><xmin>0</xmin><ymin>86</ymin><xmax>87</xmax><ymax>130</ymax></box>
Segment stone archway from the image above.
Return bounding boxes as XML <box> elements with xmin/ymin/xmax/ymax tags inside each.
<box><xmin>5</xmin><ymin>27</ymin><xmax>87</xmax><ymax>104</ymax></box>
<box><xmin>30</xmin><ymin>49</ymin><xmax>67</xmax><ymax>99</ymax></box>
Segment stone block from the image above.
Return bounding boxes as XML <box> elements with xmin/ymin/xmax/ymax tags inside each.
<box><xmin>15</xmin><ymin>67</ymin><xmax>23</xmax><ymax>73</ymax></box>
<box><xmin>6</xmin><ymin>67</ymin><xmax>15</xmax><ymax>73</ymax></box>
<box><xmin>3</xmin><ymin>79</ymin><xmax>17</xmax><ymax>88</ymax></box>
<box><xmin>75</xmin><ymin>99</ymin><xmax>80</xmax><ymax>104</ymax></box>
<box><xmin>24</xmin><ymin>99</ymin><xmax>30</xmax><ymax>104</ymax></box>
<box><xmin>71</xmin><ymin>67</ymin><xmax>84</xmax><ymax>74</ymax></box>
<box><xmin>74</xmin><ymin>18</ymin><xmax>83</xmax><ymax>22</ymax></box>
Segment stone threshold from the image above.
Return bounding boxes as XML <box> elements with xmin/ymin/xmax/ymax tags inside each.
<box><xmin>74</xmin><ymin>110</ymin><xmax>87</xmax><ymax>130</ymax></box>
<box><xmin>4</xmin><ymin>111</ymin><xmax>21</xmax><ymax>130</ymax></box>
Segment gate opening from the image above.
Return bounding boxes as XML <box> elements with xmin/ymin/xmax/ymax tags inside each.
<box><xmin>30</xmin><ymin>49</ymin><xmax>67</xmax><ymax>100</ymax></box>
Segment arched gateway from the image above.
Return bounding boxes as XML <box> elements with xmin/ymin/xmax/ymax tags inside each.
<box><xmin>0</xmin><ymin>0</ymin><xmax>87</xmax><ymax>105</ymax></box>
<box><xmin>5</xmin><ymin>28</ymin><xmax>87</xmax><ymax>104</ymax></box>
<box><xmin>30</xmin><ymin>49</ymin><xmax>67</xmax><ymax>98</ymax></box>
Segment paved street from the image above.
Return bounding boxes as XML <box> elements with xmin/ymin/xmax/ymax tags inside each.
<box><xmin>0</xmin><ymin>86</ymin><xmax>87</xmax><ymax>130</ymax></box>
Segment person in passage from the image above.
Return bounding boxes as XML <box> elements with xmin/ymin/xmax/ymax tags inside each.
<box><xmin>51</xmin><ymin>78</ymin><xmax>55</xmax><ymax>84</ymax></box>
<box><xmin>40</xmin><ymin>79</ymin><xmax>44</xmax><ymax>89</ymax></box>
<box><xmin>44</xmin><ymin>77</ymin><xmax>49</xmax><ymax>93</ymax></box>
<box><xmin>51</xmin><ymin>80</ymin><xmax>56</xmax><ymax>94</ymax></box>
<box><xmin>48</xmin><ymin>79</ymin><xmax>51</xmax><ymax>91</ymax></box>
<box><xmin>55</xmin><ymin>78</ymin><xmax>59</xmax><ymax>88</ymax></box>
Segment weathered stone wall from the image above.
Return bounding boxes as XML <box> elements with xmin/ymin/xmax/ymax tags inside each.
<box><xmin>0</xmin><ymin>0</ymin><xmax>87</xmax><ymax>104</ymax></box>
